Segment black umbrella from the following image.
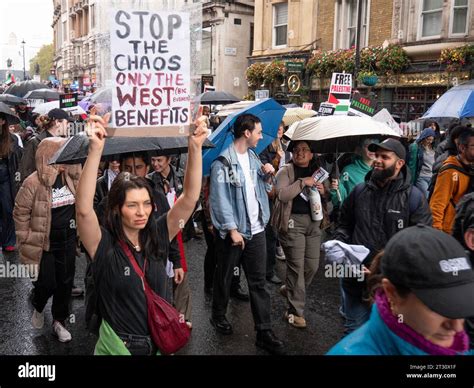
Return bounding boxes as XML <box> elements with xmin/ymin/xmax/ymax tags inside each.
<box><xmin>5</xmin><ymin>80</ymin><xmax>45</xmax><ymax>97</ymax></box>
<box><xmin>49</xmin><ymin>133</ymin><xmax>215</xmax><ymax>165</ymax></box>
<box><xmin>24</xmin><ymin>88</ymin><xmax>59</xmax><ymax>101</ymax></box>
<box><xmin>0</xmin><ymin>94</ymin><xmax>27</xmax><ymax>106</ymax></box>
<box><xmin>0</xmin><ymin>102</ymin><xmax>20</xmax><ymax>124</ymax></box>
<box><xmin>195</xmin><ymin>91</ymin><xmax>240</xmax><ymax>105</ymax></box>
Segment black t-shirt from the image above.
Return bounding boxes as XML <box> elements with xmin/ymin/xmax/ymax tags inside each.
<box><xmin>93</xmin><ymin>213</ymin><xmax>170</xmax><ymax>336</ymax></box>
<box><xmin>51</xmin><ymin>175</ymin><xmax>76</xmax><ymax>229</ymax></box>
<box><xmin>291</xmin><ymin>165</ymin><xmax>313</xmax><ymax>215</ymax></box>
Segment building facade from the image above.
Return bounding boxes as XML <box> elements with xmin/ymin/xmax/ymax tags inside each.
<box><xmin>52</xmin><ymin>0</ymin><xmax>99</xmax><ymax>91</ymax></box>
<box><xmin>200</xmin><ymin>0</ymin><xmax>255</xmax><ymax>98</ymax></box>
<box><xmin>52</xmin><ymin>0</ymin><xmax>255</xmax><ymax>98</ymax></box>
<box><xmin>251</xmin><ymin>0</ymin><xmax>474</xmax><ymax>122</ymax></box>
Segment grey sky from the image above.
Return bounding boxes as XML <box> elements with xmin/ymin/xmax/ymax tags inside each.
<box><xmin>0</xmin><ymin>0</ymin><xmax>53</xmax><ymax>70</ymax></box>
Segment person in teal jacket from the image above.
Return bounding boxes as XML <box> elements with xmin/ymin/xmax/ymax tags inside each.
<box><xmin>329</xmin><ymin>138</ymin><xmax>377</xmax><ymax>208</ymax></box>
<box><xmin>328</xmin><ymin>225</ymin><xmax>474</xmax><ymax>356</ymax></box>
<box><xmin>408</xmin><ymin>128</ymin><xmax>436</xmax><ymax>197</ymax></box>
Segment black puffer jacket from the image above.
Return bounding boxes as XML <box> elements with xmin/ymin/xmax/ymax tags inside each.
<box><xmin>334</xmin><ymin>166</ymin><xmax>432</xmax><ymax>296</ymax></box>
<box><xmin>334</xmin><ymin>166</ymin><xmax>432</xmax><ymax>262</ymax></box>
<box><xmin>6</xmin><ymin>134</ymin><xmax>23</xmax><ymax>198</ymax></box>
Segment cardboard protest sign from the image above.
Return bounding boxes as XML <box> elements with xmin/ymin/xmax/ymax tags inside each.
<box><xmin>110</xmin><ymin>9</ymin><xmax>191</xmax><ymax>137</ymax></box>
<box><xmin>328</xmin><ymin>73</ymin><xmax>352</xmax><ymax>115</ymax></box>
<box><xmin>349</xmin><ymin>93</ymin><xmax>376</xmax><ymax>118</ymax></box>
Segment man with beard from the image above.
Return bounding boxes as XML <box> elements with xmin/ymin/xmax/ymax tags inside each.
<box><xmin>333</xmin><ymin>138</ymin><xmax>432</xmax><ymax>334</ymax></box>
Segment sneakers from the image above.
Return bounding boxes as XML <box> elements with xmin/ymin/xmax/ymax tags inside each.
<box><xmin>52</xmin><ymin>321</ymin><xmax>72</xmax><ymax>342</ymax></box>
<box><xmin>284</xmin><ymin>311</ymin><xmax>307</xmax><ymax>329</ymax></box>
<box><xmin>31</xmin><ymin>309</ymin><xmax>44</xmax><ymax>329</ymax></box>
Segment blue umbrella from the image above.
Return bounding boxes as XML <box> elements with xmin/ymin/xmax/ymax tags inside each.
<box><xmin>423</xmin><ymin>80</ymin><xmax>474</xmax><ymax>119</ymax></box>
<box><xmin>202</xmin><ymin>98</ymin><xmax>286</xmax><ymax>176</ymax></box>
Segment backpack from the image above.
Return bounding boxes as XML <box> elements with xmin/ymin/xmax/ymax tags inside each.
<box><xmin>427</xmin><ymin>163</ymin><xmax>474</xmax><ymax>202</ymax></box>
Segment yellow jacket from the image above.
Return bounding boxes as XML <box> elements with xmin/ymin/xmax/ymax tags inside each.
<box><xmin>430</xmin><ymin>156</ymin><xmax>471</xmax><ymax>234</ymax></box>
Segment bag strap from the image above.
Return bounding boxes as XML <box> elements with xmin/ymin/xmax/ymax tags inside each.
<box><xmin>216</xmin><ymin>155</ymin><xmax>231</xmax><ymax>169</ymax></box>
<box><xmin>118</xmin><ymin>240</ymin><xmax>148</xmax><ymax>291</ymax></box>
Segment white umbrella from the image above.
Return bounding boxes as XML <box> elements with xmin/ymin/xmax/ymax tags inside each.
<box><xmin>217</xmin><ymin>100</ymin><xmax>255</xmax><ymax>117</ymax></box>
<box><xmin>33</xmin><ymin>100</ymin><xmax>86</xmax><ymax>116</ymax></box>
<box><xmin>286</xmin><ymin>115</ymin><xmax>400</xmax><ymax>154</ymax></box>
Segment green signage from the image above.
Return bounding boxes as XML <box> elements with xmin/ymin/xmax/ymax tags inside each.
<box><xmin>286</xmin><ymin>62</ymin><xmax>304</xmax><ymax>73</ymax></box>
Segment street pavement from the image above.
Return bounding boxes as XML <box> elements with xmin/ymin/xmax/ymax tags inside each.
<box><xmin>0</xmin><ymin>236</ymin><xmax>344</xmax><ymax>355</ymax></box>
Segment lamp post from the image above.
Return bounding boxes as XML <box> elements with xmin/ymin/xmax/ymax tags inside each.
<box><xmin>21</xmin><ymin>40</ymin><xmax>26</xmax><ymax>80</ymax></box>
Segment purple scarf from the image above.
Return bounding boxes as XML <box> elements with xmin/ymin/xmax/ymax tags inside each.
<box><xmin>375</xmin><ymin>290</ymin><xmax>469</xmax><ymax>355</ymax></box>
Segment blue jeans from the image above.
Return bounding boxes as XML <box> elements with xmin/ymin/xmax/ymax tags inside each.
<box><xmin>0</xmin><ymin>162</ymin><xmax>15</xmax><ymax>248</ymax></box>
<box><xmin>416</xmin><ymin>176</ymin><xmax>431</xmax><ymax>198</ymax></box>
<box><xmin>341</xmin><ymin>280</ymin><xmax>371</xmax><ymax>335</ymax></box>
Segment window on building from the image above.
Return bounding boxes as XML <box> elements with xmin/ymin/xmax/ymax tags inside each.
<box><xmin>234</xmin><ymin>18</ymin><xmax>241</xmax><ymax>25</ymax></box>
<box><xmin>273</xmin><ymin>2</ymin><xmax>288</xmax><ymax>47</ymax></box>
<box><xmin>334</xmin><ymin>0</ymin><xmax>369</xmax><ymax>49</ymax></box>
<box><xmin>250</xmin><ymin>23</ymin><xmax>254</xmax><ymax>55</ymax></box>
<box><xmin>451</xmin><ymin>0</ymin><xmax>469</xmax><ymax>34</ymax></box>
<box><xmin>200</xmin><ymin>26</ymin><xmax>212</xmax><ymax>75</ymax></box>
<box><xmin>91</xmin><ymin>4</ymin><xmax>96</xmax><ymax>29</ymax></box>
<box><xmin>62</xmin><ymin>21</ymin><xmax>67</xmax><ymax>42</ymax></box>
<box><xmin>420</xmin><ymin>0</ymin><xmax>443</xmax><ymax>38</ymax></box>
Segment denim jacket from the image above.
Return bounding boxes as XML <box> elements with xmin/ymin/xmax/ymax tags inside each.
<box><xmin>210</xmin><ymin>144</ymin><xmax>271</xmax><ymax>239</ymax></box>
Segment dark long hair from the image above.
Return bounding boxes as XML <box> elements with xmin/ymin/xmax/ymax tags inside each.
<box><xmin>367</xmin><ymin>251</ymin><xmax>411</xmax><ymax>304</ymax></box>
<box><xmin>0</xmin><ymin>114</ymin><xmax>11</xmax><ymax>158</ymax></box>
<box><xmin>105</xmin><ymin>173</ymin><xmax>167</xmax><ymax>261</ymax></box>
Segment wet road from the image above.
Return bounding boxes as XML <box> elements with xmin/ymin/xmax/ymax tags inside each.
<box><xmin>0</xmin><ymin>237</ymin><xmax>344</xmax><ymax>355</ymax></box>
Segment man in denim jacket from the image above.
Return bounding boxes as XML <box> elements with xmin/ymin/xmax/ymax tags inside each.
<box><xmin>209</xmin><ymin>114</ymin><xmax>285</xmax><ymax>355</ymax></box>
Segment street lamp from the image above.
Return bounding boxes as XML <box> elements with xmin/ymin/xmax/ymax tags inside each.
<box><xmin>21</xmin><ymin>40</ymin><xmax>26</xmax><ymax>80</ymax></box>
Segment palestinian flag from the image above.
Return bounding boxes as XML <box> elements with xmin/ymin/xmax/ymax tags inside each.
<box><xmin>5</xmin><ymin>72</ymin><xmax>15</xmax><ymax>86</ymax></box>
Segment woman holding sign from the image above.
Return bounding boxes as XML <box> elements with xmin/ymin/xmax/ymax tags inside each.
<box><xmin>271</xmin><ymin>140</ymin><xmax>329</xmax><ymax>329</ymax></box>
<box><xmin>75</xmin><ymin>110</ymin><xmax>208</xmax><ymax>355</ymax></box>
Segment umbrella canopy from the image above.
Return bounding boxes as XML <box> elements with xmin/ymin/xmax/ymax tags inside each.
<box><xmin>33</xmin><ymin>100</ymin><xmax>86</xmax><ymax>116</ymax></box>
<box><xmin>90</xmin><ymin>88</ymin><xmax>112</xmax><ymax>104</ymax></box>
<box><xmin>0</xmin><ymin>94</ymin><xmax>27</xmax><ymax>106</ymax></box>
<box><xmin>202</xmin><ymin>98</ymin><xmax>286</xmax><ymax>176</ymax></box>
<box><xmin>49</xmin><ymin>133</ymin><xmax>215</xmax><ymax>165</ymax></box>
<box><xmin>423</xmin><ymin>80</ymin><xmax>474</xmax><ymax>119</ymax></box>
<box><xmin>283</xmin><ymin>107</ymin><xmax>317</xmax><ymax>127</ymax></box>
<box><xmin>195</xmin><ymin>91</ymin><xmax>240</xmax><ymax>105</ymax></box>
<box><xmin>217</xmin><ymin>100</ymin><xmax>255</xmax><ymax>117</ymax></box>
<box><xmin>286</xmin><ymin>115</ymin><xmax>400</xmax><ymax>154</ymax></box>
<box><xmin>5</xmin><ymin>80</ymin><xmax>45</xmax><ymax>97</ymax></box>
<box><xmin>24</xmin><ymin>88</ymin><xmax>59</xmax><ymax>101</ymax></box>
<box><xmin>0</xmin><ymin>101</ymin><xmax>20</xmax><ymax>124</ymax></box>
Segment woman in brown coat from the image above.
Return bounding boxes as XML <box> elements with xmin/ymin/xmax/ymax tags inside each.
<box><xmin>14</xmin><ymin>137</ymin><xmax>81</xmax><ymax>343</ymax></box>
<box><xmin>273</xmin><ymin>140</ymin><xmax>329</xmax><ymax>329</ymax></box>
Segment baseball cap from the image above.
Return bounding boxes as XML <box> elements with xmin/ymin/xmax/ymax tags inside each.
<box><xmin>381</xmin><ymin>224</ymin><xmax>474</xmax><ymax>319</ymax></box>
<box><xmin>368</xmin><ymin>138</ymin><xmax>406</xmax><ymax>161</ymax></box>
<box><xmin>48</xmin><ymin>108</ymin><xmax>74</xmax><ymax>122</ymax></box>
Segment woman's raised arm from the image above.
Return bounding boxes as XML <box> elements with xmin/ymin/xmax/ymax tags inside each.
<box><xmin>167</xmin><ymin>109</ymin><xmax>208</xmax><ymax>241</ymax></box>
<box><xmin>76</xmin><ymin>113</ymin><xmax>109</xmax><ymax>260</ymax></box>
